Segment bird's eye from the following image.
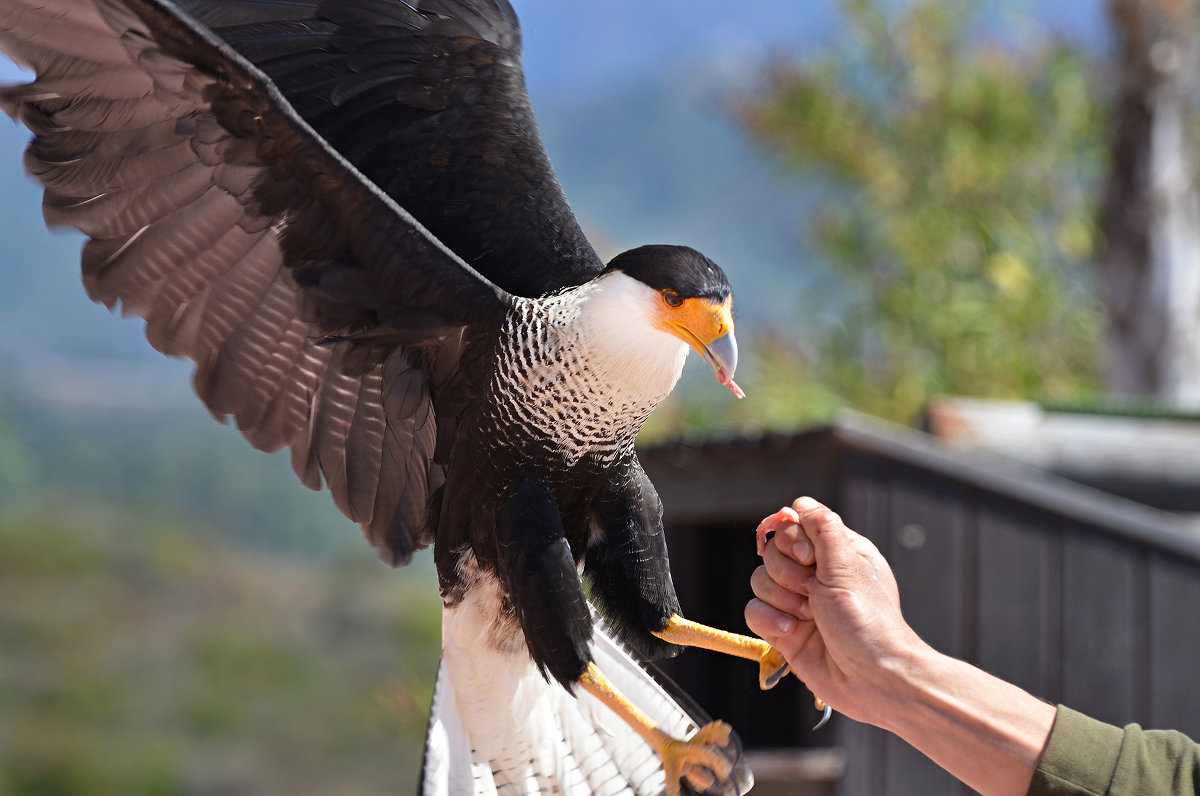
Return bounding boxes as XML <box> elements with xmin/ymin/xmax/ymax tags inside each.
<box><xmin>662</xmin><ymin>290</ymin><xmax>683</xmax><ymax>308</ymax></box>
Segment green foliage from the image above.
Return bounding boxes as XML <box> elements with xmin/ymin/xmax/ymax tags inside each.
<box><xmin>732</xmin><ymin>0</ymin><xmax>1106</xmax><ymax>425</ymax></box>
<box><xmin>639</xmin><ymin>345</ymin><xmax>844</xmax><ymax>443</ymax></box>
<box><xmin>0</xmin><ymin>503</ymin><xmax>442</xmax><ymax>796</ymax></box>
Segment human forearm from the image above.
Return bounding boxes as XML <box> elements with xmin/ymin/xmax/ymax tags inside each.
<box><xmin>869</xmin><ymin>641</ymin><xmax>1057</xmax><ymax>796</ymax></box>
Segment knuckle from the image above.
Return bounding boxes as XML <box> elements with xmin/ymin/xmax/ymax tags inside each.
<box><xmin>815</xmin><ymin>508</ymin><xmax>842</xmax><ymax>530</ymax></box>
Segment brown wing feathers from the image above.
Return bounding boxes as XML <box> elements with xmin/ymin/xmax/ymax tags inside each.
<box><xmin>0</xmin><ymin>0</ymin><xmax>507</xmax><ymax>563</ymax></box>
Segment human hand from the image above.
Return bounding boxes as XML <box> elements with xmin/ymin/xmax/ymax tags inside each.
<box><xmin>745</xmin><ymin>497</ymin><xmax>930</xmax><ymax>726</ymax></box>
<box><xmin>747</xmin><ymin>498</ymin><xmax>1058</xmax><ymax>795</ymax></box>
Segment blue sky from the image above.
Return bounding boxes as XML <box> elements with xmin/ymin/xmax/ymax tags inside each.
<box><xmin>0</xmin><ymin>1</ymin><xmax>1108</xmax><ymax>98</ymax></box>
<box><xmin>515</xmin><ymin>1</ymin><xmax>1107</xmax><ymax>100</ymax></box>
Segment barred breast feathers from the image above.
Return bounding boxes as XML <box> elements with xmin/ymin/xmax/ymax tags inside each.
<box><xmin>486</xmin><ymin>273</ymin><xmax>688</xmax><ymax>466</ymax></box>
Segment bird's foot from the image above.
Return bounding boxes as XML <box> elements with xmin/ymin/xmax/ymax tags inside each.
<box><xmin>760</xmin><ymin>645</ymin><xmax>790</xmax><ymax>690</ymax></box>
<box><xmin>653</xmin><ymin>615</ymin><xmax>789</xmax><ymax>692</ymax></box>
<box><xmin>579</xmin><ymin>664</ymin><xmax>745</xmax><ymax>795</ymax></box>
<box><xmin>661</xmin><ymin>721</ymin><xmax>734</xmax><ymax>796</ymax></box>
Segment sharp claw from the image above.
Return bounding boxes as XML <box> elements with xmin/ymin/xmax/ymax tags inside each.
<box><xmin>760</xmin><ymin>647</ymin><xmax>789</xmax><ymax>689</ymax></box>
<box><xmin>812</xmin><ymin>699</ymin><xmax>833</xmax><ymax>731</ymax></box>
<box><xmin>691</xmin><ymin>722</ymin><xmax>733</xmax><ymax>746</ymax></box>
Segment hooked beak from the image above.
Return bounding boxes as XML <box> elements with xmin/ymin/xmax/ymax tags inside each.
<box><xmin>701</xmin><ymin>331</ymin><xmax>744</xmax><ymax>399</ymax></box>
<box><xmin>658</xmin><ymin>294</ymin><xmax>745</xmax><ymax>399</ymax></box>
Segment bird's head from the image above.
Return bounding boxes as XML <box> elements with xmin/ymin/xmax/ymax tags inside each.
<box><xmin>603</xmin><ymin>245</ymin><xmax>743</xmax><ymax>399</ymax></box>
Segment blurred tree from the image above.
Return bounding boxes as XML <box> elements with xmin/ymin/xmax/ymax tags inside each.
<box><xmin>1101</xmin><ymin>0</ymin><xmax>1200</xmax><ymax>404</ymax></box>
<box><xmin>729</xmin><ymin>0</ymin><xmax>1106</xmax><ymax>425</ymax></box>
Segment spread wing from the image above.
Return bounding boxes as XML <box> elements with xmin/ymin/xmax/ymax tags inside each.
<box><xmin>173</xmin><ymin>0</ymin><xmax>607</xmax><ymax>296</ymax></box>
<box><xmin>0</xmin><ymin>0</ymin><xmax>514</xmax><ymax>564</ymax></box>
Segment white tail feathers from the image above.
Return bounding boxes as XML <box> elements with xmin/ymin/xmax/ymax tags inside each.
<box><xmin>420</xmin><ymin>580</ymin><xmax>752</xmax><ymax>795</ymax></box>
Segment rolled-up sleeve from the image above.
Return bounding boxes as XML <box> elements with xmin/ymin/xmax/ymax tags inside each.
<box><xmin>1029</xmin><ymin>706</ymin><xmax>1200</xmax><ymax>795</ymax></box>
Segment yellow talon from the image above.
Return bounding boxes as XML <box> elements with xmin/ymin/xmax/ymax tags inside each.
<box><xmin>660</xmin><ymin>721</ymin><xmax>734</xmax><ymax>796</ymax></box>
<box><xmin>579</xmin><ymin>664</ymin><xmax>739</xmax><ymax>796</ymax></box>
<box><xmin>691</xmin><ymin>721</ymin><xmax>732</xmax><ymax>747</ymax></box>
<box><xmin>760</xmin><ymin>646</ymin><xmax>789</xmax><ymax>690</ymax></box>
<box><xmin>653</xmin><ymin>614</ymin><xmax>789</xmax><ymax>690</ymax></box>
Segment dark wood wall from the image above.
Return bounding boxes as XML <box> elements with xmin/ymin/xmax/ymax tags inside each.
<box><xmin>642</xmin><ymin>417</ymin><xmax>1200</xmax><ymax>796</ymax></box>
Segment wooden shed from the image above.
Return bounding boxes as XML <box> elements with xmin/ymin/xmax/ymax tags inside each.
<box><xmin>639</xmin><ymin>413</ymin><xmax>1200</xmax><ymax>796</ymax></box>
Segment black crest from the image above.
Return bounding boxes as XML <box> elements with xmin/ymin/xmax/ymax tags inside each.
<box><xmin>605</xmin><ymin>245</ymin><xmax>732</xmax><ymax>302</ymax></box>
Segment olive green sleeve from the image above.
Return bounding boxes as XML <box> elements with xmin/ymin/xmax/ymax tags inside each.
<box><xmin>1028</xmin><ymin>705</ymin><xmax>1200</xmax><ymax>795</ymax></box>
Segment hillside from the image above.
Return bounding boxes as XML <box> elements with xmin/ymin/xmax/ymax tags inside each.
<box><xmin>0</xmin><ymin>502</ymin><xmax>443</xmax><ymax>796</ymax></box>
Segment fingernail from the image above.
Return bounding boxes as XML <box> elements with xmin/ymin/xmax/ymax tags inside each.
<box><xmin>777</xmin><ymin>615</ymin><xmax>795</xmax><ymax>633</ymax></box>
<box><xmin>792</xmin><ymin>539</ymin><xmax>813</xmax><ymax>563</ymax></box>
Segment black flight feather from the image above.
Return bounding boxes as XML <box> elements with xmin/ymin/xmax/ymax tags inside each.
<box><xmin>171</xmin><ymin>0</ymin><xmax>604</xmax><ymax>297</ymax></box>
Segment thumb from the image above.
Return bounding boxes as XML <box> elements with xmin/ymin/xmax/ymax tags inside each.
<box><xmin>791</xmin><ymin>497</ymin><xmax>857</xmax><ymax>577</ymax></box>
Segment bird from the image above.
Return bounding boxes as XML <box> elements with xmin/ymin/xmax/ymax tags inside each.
<box><xmin>0</xmin><ymin>1</ymin><xmax>817</xmax><ymax>793</ymax></box>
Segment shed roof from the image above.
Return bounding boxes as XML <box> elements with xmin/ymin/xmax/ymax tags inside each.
<box><xmin>926</xmin><ymin>397</ymin><xmax>1200</xmax><ymax>514</ymax></box>
<box><xmin>639</xmin><ymin>411</ymin><xmax>1200</xmax><ymax>562</ymax></box>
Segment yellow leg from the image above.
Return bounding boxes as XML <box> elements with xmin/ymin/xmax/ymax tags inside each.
<box><xmin>652</xmin><ymin>614</ymin><xmax>790</xmax><ymax>690</ymax></box>
<box><xmin>652</xmin><ymin>614</ymin><xmax>830</xmax><ymax>723</ymax></box>
<box><xmin>578</xmin><ymin>662</ymin><xmax>733</xmax><ymax>796</ymax></box>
